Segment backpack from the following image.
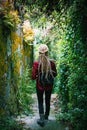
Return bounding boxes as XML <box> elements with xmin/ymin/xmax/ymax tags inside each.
<box><xmin>38</xmin><ymin>72</ymin><xmax>54</xmax><ymax>87</ymax></box>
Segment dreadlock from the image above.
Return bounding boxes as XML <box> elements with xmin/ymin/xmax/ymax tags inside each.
<box><xmin>38</xmin><ymin>52</ymin><xmax>54</xmax><ymax>79</ymax></box>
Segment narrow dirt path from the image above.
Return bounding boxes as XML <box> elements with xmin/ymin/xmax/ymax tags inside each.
<box><xmin>17</xmin><ymin>94</ymin><xmax>69</xmax><ymax>130</ymax></box>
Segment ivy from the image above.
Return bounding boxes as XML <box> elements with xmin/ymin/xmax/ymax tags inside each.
<box><xmin>56</xmin><ymin>0</ymin><xmax>87</xmax><ymax>129</ymax></box>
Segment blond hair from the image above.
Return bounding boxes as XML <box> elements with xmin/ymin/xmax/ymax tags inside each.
<box><xmin>38</xmin><ymin>44</ymin><xmax>53</xmax><ymax>78</ymax></box>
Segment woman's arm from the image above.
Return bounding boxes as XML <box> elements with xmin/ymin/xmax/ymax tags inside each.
<box><xmin>51</xmin><ymin>61</ymin><xmax>57</xmax><ymax>77</ymax></box>
<box><xmin>32</xmin><ymin>62</ymin><xmax>38</xmax><ymax>80</ymax></box>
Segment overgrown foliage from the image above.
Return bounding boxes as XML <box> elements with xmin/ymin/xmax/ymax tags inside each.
<box><xmin>0</xmin><ymin>9</ymin><xmax>20</xmax><ymax>33</ymax></box>
<box><xmin>1</xmin><ymin>0</ymin><xmax>87</xmax><ymax>129</ymax></box>
<box><xmin>23</xmin><ymin>0</ymin><xmax>87</xmax><ymax>129</ymax></box>
<box><xmin>56</xmin><ymin>0</ymin><xmax>87</xmax><ymax>130</ymax></box>
<box><xmin>17</xmin><ymin>67</ymin><xmax>35</xmax><ymax>115</ymax></box>
<box><xmin>0</xmin><ymin>116</ymin><xmax>23</xmax><ymax>130</ymax></box>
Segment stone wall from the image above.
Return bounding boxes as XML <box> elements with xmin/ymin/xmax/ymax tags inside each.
<box><xmin>0</xmin><ymin>25</ymin><xmax>23</xmax><ymax>115</ymax></box>
<box><xmin>0</xmin><ymin>1</ymin><xmax>34</xmax><ymax>116</ymax></box>
<box><xmin>0</xmin><ymin>24</ymin><xmax>34</xmax><ymax>116</ymax></box>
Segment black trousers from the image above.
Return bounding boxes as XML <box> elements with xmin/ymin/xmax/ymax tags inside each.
<box><xmin>36</xmin><ymin>88</ymin><xmax>52</xmax><ymax>116</ymax></box>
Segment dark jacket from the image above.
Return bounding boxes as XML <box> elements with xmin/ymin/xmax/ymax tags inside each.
<box><xmin>32</xmin><ymin>60</ymin><xmax>57</xmax><ymax>91</ymax></box>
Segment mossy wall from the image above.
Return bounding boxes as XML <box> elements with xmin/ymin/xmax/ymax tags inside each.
<box><xmin>0</xmin><ymin>25</ymin><xmax>22</xmax><ymax>116</ymax></box>
<box><xmin>0</xmin><ymin>26</ymin><xmax>7</xmax><ymax>115</ymax></box>
<box><xmin>0</xmin><ymin>0</ymin><xmax>34</xmax><ymax>116</ymax></box>
<box><xmin>0</xmin><ymin>25</ymin><xmax>33</xmax><ymax>116</ymax></box>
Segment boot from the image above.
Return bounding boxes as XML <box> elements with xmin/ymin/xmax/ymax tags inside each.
<box><xmin>44</xmin><ymin>114</ymin><xmax>48</xmax><ymax>120</ymax></box>
<box><xmin>37</xmin><ymin>114</ymin><xmax>45</xmax><ymax>127</ymax></box>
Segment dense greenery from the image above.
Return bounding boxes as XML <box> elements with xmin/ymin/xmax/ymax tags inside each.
<box><xmin>0</xmin><ymin>116</ymin><xmax>23</xmax><ymax>130</ymax></box>
<box><xmin>24</xmin><ymin>0</ymin><xmax>87</xmax><ymax>129</ymax></box>
<box><xmin>0</xmin><ymin>0</ymin><xmax>87</xmax><ymax>129</ymax></box>
<box><xmin>56</xmin><ymin>0</ymin><xmax>87</xmax><ymax>130</ymax></box>
<box><xmin>17</xmin><ymin>67</ymin><xmax>35</xmax><ymax>115</ymax></box>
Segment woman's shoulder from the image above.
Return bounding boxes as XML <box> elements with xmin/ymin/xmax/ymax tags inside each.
<box><xmin>50</xmin><ymin>59</ymin><xmax>56</xmax><ymax>68</ymax></box>
<box><xmin>33</xmin><ymin>61</ymin><xmax>39</xmax><ymax>66</ymax></box>
<box><xmin>33</xmin><ymin>61</ymin><xmax>39</xmax><ymax>64</ymax></box>
<box><xmin>50</xmin><ymin>59</ymin><xmax>56</xmax><ymax>64</ymax></box>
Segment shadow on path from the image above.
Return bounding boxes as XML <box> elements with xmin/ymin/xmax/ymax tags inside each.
<box><xmin>17</xmin><ymin>94</ymin><xmax>69</xmax><ymax>130</ymax></box>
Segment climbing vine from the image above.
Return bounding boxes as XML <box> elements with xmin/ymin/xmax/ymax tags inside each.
<box><xmin>55</xmin><ymin>0</ymin><xmax>87</xmax><ymax>129</ymax></box>
<box><xmin>0</xmin><ymin>0</ymin><xmax>87</xmax><ymax>130</ymax></box>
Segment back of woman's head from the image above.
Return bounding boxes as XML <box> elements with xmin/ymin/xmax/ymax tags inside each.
<box><xmin>38</xmin><ymin>44</ymin><xmax>49</xmax><ymax>54</ymax></box>
<box><xmin>38</xmin><ymin>44</ymin><xmax>52</xmax><ymax>77</ymax></box>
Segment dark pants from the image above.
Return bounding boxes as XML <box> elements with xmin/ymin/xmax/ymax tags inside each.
<box><xmin>36</xmin><ymin>88</ymin><xmax>52</xmax><ymax>116</ymax></box>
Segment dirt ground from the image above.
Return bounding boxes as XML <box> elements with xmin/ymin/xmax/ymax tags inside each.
<box><xmin>17</xmin><ymin>94</ymin><xmax>69</xmax><ymax>130</ymax></box>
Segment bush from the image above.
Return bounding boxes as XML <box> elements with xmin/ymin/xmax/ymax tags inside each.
<box><xmin>0</xmin><ymin>116</ymin><xmax>23</xmax><ymax>130</ymax></box>
<box><xmin>56</xmin><ymin>0</ymin><xmax>87</xmax><ymax>129</ymax></box>
<box><xmin>17</xmin><ymin>67</ymin><xmax>35</xmax><ymax>115</ymax></box>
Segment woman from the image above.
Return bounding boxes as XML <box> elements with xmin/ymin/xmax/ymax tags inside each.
<box><xmin>32</xmin><ymin>44</ymin><xmax>57</xmax><ymax>126</ymax></box>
